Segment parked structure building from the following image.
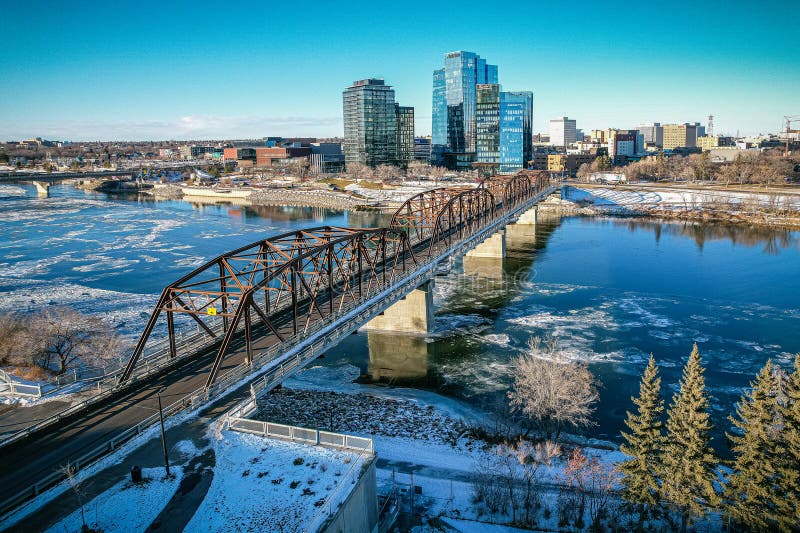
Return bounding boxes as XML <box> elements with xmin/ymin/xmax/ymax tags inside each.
<box><xmin>343</xmin><ymin>78</ymin><xmax>402</xmax><ymax>167</ymax></box>
<box><xmin>549</xmin><ymin>117</ymin><xmax>577</xmax><ymax>149</ymax></box>
<box><xmin>431</xmin><ymin>50</ymin><xmax>498</xmax><ymax>169</ymax></box>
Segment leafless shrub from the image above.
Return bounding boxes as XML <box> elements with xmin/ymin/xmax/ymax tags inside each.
<box><xmin>508</xmin><ymin>337</ymin><xmax>599</xmax><ymax>442</ymax></box>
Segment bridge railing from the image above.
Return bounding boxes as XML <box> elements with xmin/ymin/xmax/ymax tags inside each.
<box><xmin>0</xmin><ymin>183</ymin><xmax>555</xmax><ymax>520</ymax></box>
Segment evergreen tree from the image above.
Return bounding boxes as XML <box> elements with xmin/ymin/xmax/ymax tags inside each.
<box><xmin>619</xmin><ymin>354</ymin><xmax>665</xmax><ymax>517</ymax></box>
<box><xmin>725</xmin><ymin>360</ymin><xmax>781</xmax><ymax>531</ymax></box>
<box><xmin>776</xmin><ymin>354</ymin><xmax>800</xmax><ymax>530</ymax></box>
<box><xmin>660</xmin><ymin>344</ymin><xmax>719</xmax><ymax>532</ymax></box>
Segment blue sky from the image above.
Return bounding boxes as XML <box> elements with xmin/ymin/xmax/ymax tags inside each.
<box><xmin>1</xmin><ymin>0</ymin><xmax>797</xmax><ymax>141</ymax></box>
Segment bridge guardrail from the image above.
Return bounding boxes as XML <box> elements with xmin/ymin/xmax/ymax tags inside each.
<box><xmin>0</xmin><ymin>185</ymin><xmax>555</xmax><ymax>520</ymax></box>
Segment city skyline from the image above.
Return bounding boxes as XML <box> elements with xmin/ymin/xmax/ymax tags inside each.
<box><xmin>1</xmin><ymin>0</ymin><xmax>798</xmax><ymax>141</ymax></box>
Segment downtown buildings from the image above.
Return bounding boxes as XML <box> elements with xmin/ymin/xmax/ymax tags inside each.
<box><xmin>432</xmin><ymin>50</ymin><xmax>532</xmax><ymax>174</ymax></box>
<box><xmin>342</xmin><ymin>78</ymin><xmax>415</xmax><ymax>168</ymax></box>
<box><xmin>549</xmin><ymin>117</ymin><xmax>577</xmax><ymax>150</ymax></box>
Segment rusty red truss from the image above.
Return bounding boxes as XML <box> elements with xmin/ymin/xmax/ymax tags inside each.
<box><xmin>121</xmin><ymin>226</ymin><xmax>415</xmax><ymax>386</ymax></box>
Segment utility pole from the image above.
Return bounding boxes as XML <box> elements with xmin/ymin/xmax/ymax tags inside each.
<box><xmin>158</xmin><ymin>393</ymin><xmax>170</xmax><ymax>477</ymax></box>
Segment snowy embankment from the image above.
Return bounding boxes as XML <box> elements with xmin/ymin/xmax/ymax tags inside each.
<box><xmin>184</xmin><ymin>430</ymin><xmax>366</xmax><ymax>533</ymax></box>
<box><xmin>254</xmin><ymin>363</ymin><xmax>638</xmax><ymax>529</ymax></box>
<box><xmin>563</xmin><ymin>185</ymin><xmax>800</xmax><ymax>227</ymax></box>
<box><xmin>566</xmin><ymin>185</ymin><xmax>800</xmax><ymax>211</ymax></box>
<box><xmin>44</xmin><ymin>467</ymin><xmax>183</xmax><ymax>533</ymax></box>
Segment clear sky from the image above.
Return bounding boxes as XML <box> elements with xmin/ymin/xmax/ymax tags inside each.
<box><xmin>1</xmin><ymin>0</ymin><xmax>797</xmax><ymax>141</ymax></box>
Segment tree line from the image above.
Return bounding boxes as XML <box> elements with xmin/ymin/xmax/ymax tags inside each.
<box><xmin>620</xmin><ymin>345</ymin><xmax>800</xmax><ymax>532</ymax></box>
<box><xmin>578</xmin><ymin>151</ymin><xmax>798</xmax><ymax>186</ymax></box>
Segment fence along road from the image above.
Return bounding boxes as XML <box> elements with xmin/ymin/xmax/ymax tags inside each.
<box><xmin>0</xmin><ymin>175</ymin><xmax>553</xmax><ymax>520</ymax></box>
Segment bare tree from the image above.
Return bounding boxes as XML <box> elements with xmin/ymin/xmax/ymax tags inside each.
<box><xmin>345</xmin><ymin>162</ymin><xmax>372</xmax><ymax>181</ymax></box>
<box><xmin>406</xmin><ymin>160</ymin><xmax>430</xmax><ymax>180</ymax></box>
<box><xmin>508</xmin><ymin>337</ymin><xmax>599</xmax><ymax>441</ymax></box>
<box><xmin>285</xmin><ymin>158</ymin><xmax>310</xmax><ymax>182</ymax></box>
<box><xmin>0</xmin><ymin>313</ymin><xmax>34</xmax><ymax>367</ymax></box>
<box><xmin>373</xmin><ymin>164</ymin><xmax>398</xmax><ymax>182</ymax></box>
<box><xmin>514</xmin><ymin>439</ymin><xmax>561</xmax><ymax>525</ymax></box>
<box><xmin>61</xmin><ymin>462</ymin><xmax>91</xmax><ymax>532</ymax></box>
<box><xmin>30</xmin><ymin>308</ymin><xmax>124</xmax><ymax>375</ymax></box>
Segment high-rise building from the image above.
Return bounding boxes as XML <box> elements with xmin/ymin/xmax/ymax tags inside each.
<box><xmin>499</xmin><ymin>91</ymin><xmax>533</xmax><ymax>174</ymax></box>
<box><xmin>395</xmin><ymin>104</ymin><xmax>415</xmax><ymax>168</ymax></box>
<box><xmin>343</xmin><ymin>78</ymin><xmax>398</xmax><ymax>167</ymax></box>
<box><xmin>549</xmin><ymin>117</ymin><xmax>577</xmax><ymax>149</ymax></box>
<box><xmin>475</xmin><ymin>84</ymin><xmax>501</xmax><ymax>175</ymax></box>
<box><xmin>431</xmin><ymin>50</ymin><xmax>498</xmax><ymax>169</ymax></box>
<box><xmin>662</xmin><ymin>123</ymin><xmax>698</xmax><ymax>150</ymax></box>
<box><xmin>474</xmin><ymin>86</ymin><xmax>533</xmax><ymax>175</ymax></box>
<box><xmin>636</xmin><ymin>122</ymin><xmax>663</xmax><ymax>147</ymax></box>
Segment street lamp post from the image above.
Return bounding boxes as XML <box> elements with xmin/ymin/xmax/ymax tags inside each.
<box><xmin>157</xmin><ymin>393</ymin><xmax>170</xmax><ymax>477</ymax></box>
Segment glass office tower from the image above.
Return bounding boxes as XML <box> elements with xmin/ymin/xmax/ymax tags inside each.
<box><xmin>431</xmin><ymin>51</ymin><xmax>498</xmax><ymax>168</ymax></box>
<box><xmin>475</xmin><ymin>84</ymin><xmax>500</xmax><ymax>176</ymax></box>
<box><xmin>343</xmin><ymin>79</ymin><xmax>398</xmax><ymax>167</ymax></box>
<box><xmin>395</xmin><ymin>104</ymin><xmax>415</xmax><ymax>168</ymax></box>
<box><xmin>431</xmin><ymin>68</ymin><xmax>447</xmax><ymax>166</ymax></box>
<box><xmin>499</xmin><ymin>91</ymin><xmax>533</xmax><ymax>174</ymax></box>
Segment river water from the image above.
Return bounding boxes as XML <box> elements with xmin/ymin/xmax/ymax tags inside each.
<box><xmin>2</xmin><ymin>183</ymin><xmax>799</xmax><ymax>447</ymax></box>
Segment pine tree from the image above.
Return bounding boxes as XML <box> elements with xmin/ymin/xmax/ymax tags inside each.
<box><xmin>619</xmin><ymin>354</ymin><xmax>665</xmax><ymax>517</ymax></box>
<box><xmin>660</xmin><ymin>344</ymin><xmax>719</xmax><ymax>533</ymax></box>
<box><xmin>776</xmin><ymin>354</ymin><xmax>800</xmax><ymax>531</ymax></box>
<box><xmin>724</xmin><ymin>360</ymin><xmax>781</xmax><ymax>531</ymax></box>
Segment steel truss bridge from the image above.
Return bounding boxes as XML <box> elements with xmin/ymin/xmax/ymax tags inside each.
<box><xmin>0</xmin><ymin>171</ymin><xmax>553</xmax><ymax>522</ymax></box>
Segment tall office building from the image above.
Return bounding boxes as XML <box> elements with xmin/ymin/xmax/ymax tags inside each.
<box><xmin>662</xmin><ymin>123</ymin><xmax>698</xmax><ymax>150</ymax></box>
<box><xmin>499</xmin><ymin>91</ymin><xmax>533</xmax><ymax>174</ymax></box>
<box><xmin>395</xmin><ymin>104</ymin><xmax>415</xmax><ymax>167</ymax></box>
<box><xmin>431</xmin><ymin>50</ymin><xmax>498</xmax><ymax>169</ymax></box>
<box><xmin>637</xmin><ymin>122</ymin><xmax>663</xmax><ymax>146</ymax></box>
<box><xmin>549</xmin><ymin>117</ymin><xmax>577</xmax><ymax>149</ymax></box>
<box><xmin>474</xmin><ymin>86</ymin><xmax>533</xmax><ymax>175</ymax></box>
<box><xmin>475</xmin><ymin>84</ymin><xmax>501</xmax><ymax>175</ymax></box>
<box><xmin>343</xmin><ymin>78</ymin><xmax>413</xmax><ymax>167</ymax></box>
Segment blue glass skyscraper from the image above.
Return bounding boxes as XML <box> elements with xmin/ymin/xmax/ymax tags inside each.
<box><xmin>499</xmin><ymin>91</ymin><xmax>533</xmax><ymax>174</ymax></box>
<box><xmin>431</xmin><ymin>51</ymin><xmax>498</xmax><ymax>169</ymax></box>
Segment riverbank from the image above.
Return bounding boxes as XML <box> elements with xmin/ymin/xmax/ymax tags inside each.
<box><xmin>556</xmin><ymin>183</ymin><xmax>800</xmax><ymax>228</ymax></box>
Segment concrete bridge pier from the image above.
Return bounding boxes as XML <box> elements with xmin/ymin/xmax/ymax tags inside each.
<box><xmin>516</xmin><ymin>205</ymin><xmax>538</xmax><ymax>225</ymax></box>
<box><xmin>31</xmin><ymin>181</ymin><xmax>50</xmax><ymax>197</ymax></box>
<box><xmin>363</xmin><ymin>280</ymin><xmax>434</xmax><ymax>334</ymax></box>
<box><xmin>505</xmin><ymin>222</ymin><xmax>537</xmax><ymax>251</ymax></box>
<box><xmin>463</xmin><ymin>229</ymin><xmax>506</xmax><ymax>278</ymax></box>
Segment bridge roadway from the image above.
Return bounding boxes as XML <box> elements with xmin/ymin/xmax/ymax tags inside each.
<box><xmin>0</xmin><ymin>258</ymin><xmax>365</xmax><ymax>518</ymax></box>
<box><xmin>0</xmin><ymin>184</ymin><xmax>553</xmax><ymax>522</ymax></box>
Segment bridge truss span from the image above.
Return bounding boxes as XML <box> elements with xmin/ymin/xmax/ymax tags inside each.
<box><xmin>121</xmin><ymin>226</ymin><xmax>416</xmax><ymax>386</ymax></box>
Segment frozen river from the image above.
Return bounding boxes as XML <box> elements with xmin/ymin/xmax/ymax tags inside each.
<box><xmin>2</xmin><ymin>183</ymin><xmax>799</xmax><ymax>448</ymax></box>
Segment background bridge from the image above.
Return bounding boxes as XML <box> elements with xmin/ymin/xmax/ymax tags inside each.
<box><xmin>0</xmin><ymin>171</ymin><xmax>554</xmax><ymax>521</ymax></box>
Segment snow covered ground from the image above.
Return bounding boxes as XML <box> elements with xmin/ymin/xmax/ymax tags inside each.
<box><xmin>43</xmin><ymin>467</ymin><xmax>182</xmax><ymax>533</ymax></box>
<box><xmin>566</xmin><ymin>185</ymin><xmax>800</xmax><ymax>212</ymax></box>
<box><xmin>184</xmin><ymin>430</ymin><xmax>367</xmax><ymax>533</ymax></box>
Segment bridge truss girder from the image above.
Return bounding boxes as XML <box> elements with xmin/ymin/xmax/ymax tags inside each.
<box><xmin>121</xmin><ymin>226</ymin><xmax>415</xmax><ymax>387</ymax></box>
